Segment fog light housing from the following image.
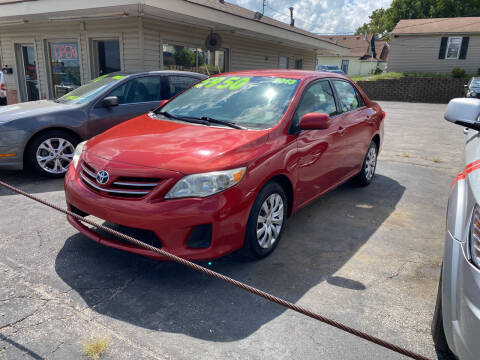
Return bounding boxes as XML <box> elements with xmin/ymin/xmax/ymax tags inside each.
<box><xmin>186</xmin><ymin>224</ymin><xmax>212</xmax><ymax>249</ymax></box>
<box><xmin>469</xmin><ymin>205</ymin><xmax>480</xmax><ymax>268</ymax></box>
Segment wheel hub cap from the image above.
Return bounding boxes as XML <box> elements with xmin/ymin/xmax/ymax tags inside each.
<box><xmin>365</xmin><ymin>146</ymin><xmax>377</xmax><ymax>181</ymax></box>
<box><xmin>256</xmin><ymin>193</ymin><xmax>284</xmax><ymax>249</ymax></box>
<box><xmin>36</xmin><ymin>138</ymin><xmax>75</xmax><ymax>174</ymax></box>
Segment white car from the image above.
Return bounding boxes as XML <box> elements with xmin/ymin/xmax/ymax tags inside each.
<box><xmin>0</xmin><ymin>71</ymin><xmax>6</xmax><ymax>105</ymax></box>
<box><xmin>432</xmin><ymin>97</ymin><xmax>480</xmax><ymax>359</ymax></box>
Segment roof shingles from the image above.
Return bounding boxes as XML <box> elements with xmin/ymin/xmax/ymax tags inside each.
<box><xmin>393</xmin><ymin>17</ymin><xmax>480</xmax><ymax>35</ymax></box>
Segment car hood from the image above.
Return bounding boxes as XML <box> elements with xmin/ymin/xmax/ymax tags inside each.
<box><xmin>85</xmin><ymin>114</ymin><xmax>271</xmax><ymax>174</ymax></box>
<box><xmin>0</xmin><ymin>100</ymin><xmax>74</xmax><ymax>123</ymax></box>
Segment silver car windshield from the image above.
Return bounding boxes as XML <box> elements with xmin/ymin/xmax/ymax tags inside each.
<box><xmin>158</xmin><ymin>76</ymin><xmax>300</xmax><ymax>130</ymax></box>
<box><xmin>56</xmin><ymin>74</ymin><xmax>127</xmax><ymax>105</ymax></box>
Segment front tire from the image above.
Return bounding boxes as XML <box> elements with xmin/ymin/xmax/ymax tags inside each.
<box><xmin>353</xmin><ymin>141</ymin><xmax>377</xmax><ymax>186</ymax></box>
<box><xmin>432</xmin><ymin>266</ymin><xmax>452</xmax><ymax>355</ymax></box>
<box><xmin>241</xmin><ymin>181</ymin><xmax>287</xmax><ymax>259</ymax></box>
<box><xmin>26</xmin><ymin>130</ymin><xmax>79</xmax><ymax>178</ymax></box>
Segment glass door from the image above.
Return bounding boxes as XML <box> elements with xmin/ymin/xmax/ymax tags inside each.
<box><xmin>91</xmin><ymin>39</ymin><xmax>121</xmax><ymax>78</ymax></box>
<box><xmin>15</xmin><ymin>44</ymin><xmax>40</xmax><ymax>102</ymax></box>
<box><xmin>48</xmin><ymin>41</ymin><xmax>81</xmax><ymax>98</ymax></box>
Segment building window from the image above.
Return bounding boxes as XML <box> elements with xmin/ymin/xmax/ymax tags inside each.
<box><xmin>341</xmin><ymin>59</ymin><xmax>349</xmax><ymax>74</ymax></box>
<box><xmin>90</xmin><ymin>39</ymin><xmax>121</xmax><ymax>78</ymax></box>
<box><xmin>162</xmin><ymin>44</ymin><xmax>227</xmax><ymax>75</ymax></box>
<box><xmin>279</xmin><ymin>56</ymin><xmax>289</xmax><ymax>69</ymax></box>
<box><xmin>446</xmin><ymin>37</ymin><xmax>462</xmax><ymax>59</ymax></box>
<box><xmin>48</xmin><ymin>41</ymin><xmax>81</xmax><ymax>98</ymax></box>
<box><xmin>294</xmin><ymin>58</ymin><xmax>303</xmax><ymax>69</ymax></box>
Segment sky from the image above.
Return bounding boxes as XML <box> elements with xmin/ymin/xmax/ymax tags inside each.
<box><xmin>229</xmin><ymin>0</ymin><xmax>393</xmax><ymax>34</ymax></box>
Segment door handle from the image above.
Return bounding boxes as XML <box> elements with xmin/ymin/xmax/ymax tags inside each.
<box><xmin>337</xmin><ymin>126</ymin><xmax>346</xmax><ymax>136</ymax></box>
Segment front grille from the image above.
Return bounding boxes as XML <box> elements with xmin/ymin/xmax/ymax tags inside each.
<box><xmin>80</xmin><ymin>161</ymin><xmax>161</xmax><ymax>199</ymax></box>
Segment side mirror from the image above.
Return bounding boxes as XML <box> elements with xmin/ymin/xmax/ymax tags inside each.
<box><xmin>299</xmin><ymin>112</ymin><xmax>331</xmax><ymax>130</ymax></box>
<box><xmin>101</xmin><ymin>96</ymin><xmax>119</xmax><ymax>107</ymax></box>
<box><xmin>445</xmin><ymin>98</ymin><xmax>480</xmax><ymax>131</ymax></box>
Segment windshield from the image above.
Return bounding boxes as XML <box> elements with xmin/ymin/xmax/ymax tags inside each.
<box><xmin>157</xmin><ymin>76</ymin><xmax>300</xmax><ymax>129</ymax></box>
<box><xmin>56</xmin><ymin>74</ymin><xmax>127</xmax><ymax>104</ymax></box>
<box><xmin>471</xmin><ymin>79</ymin><xmax>480</xmax><ymax>88</ymax></box>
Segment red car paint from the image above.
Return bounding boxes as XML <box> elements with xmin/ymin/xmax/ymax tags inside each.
<box><xmin>64</xmin><ymin>70</ymin><xmax>384</xmax><ymax>261</ymax></box>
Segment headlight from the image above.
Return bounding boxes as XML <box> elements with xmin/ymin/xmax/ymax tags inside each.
<box><xmin>72</xmin><ymin>141</ymin><xmax>86</xmax><ymax>169</ymax></box>
<box><xmin>469</xmin><ymin>204</ymin><xmax>480</xmax><ymax>268</ymax></box>
<box><xmin>165</xmin><ymin>167</ymin><xmax>246</xmax><ymax>199</ymax></box>
<box><xmin>471</xmin><ymin>92</ymin><xmax>477</xmax><ymax>97</ymax></box>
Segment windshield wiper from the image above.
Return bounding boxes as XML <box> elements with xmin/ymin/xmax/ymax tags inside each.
<box><xmin>156</xmin><ymin>112</ymin><xmax>244</xmax><ymax>130</ymax></box>
<box><xmin>197</xmin><ymin>116</ymin><xmax>245</xmax><ymax>130</ymax></box>
<box><xmin>156</xmin><ymin>111</ymin><xmax>210</xmax><ymax>126</ymax></box>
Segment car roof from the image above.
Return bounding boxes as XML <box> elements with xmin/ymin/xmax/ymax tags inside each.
<box><xmin>108</xmin><ymin>70</ymin><xmax>207</xmax><ymax>78</ymax></box>
<box><xmin>215</xmin><ymin>69</ymin><xmax>349</xmax><ymax>81</ymax></box>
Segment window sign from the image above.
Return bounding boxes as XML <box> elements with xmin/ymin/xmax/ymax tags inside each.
<box><xmin>49</xmin><ymin>42</ymin><xmax>81</xmax><ymax>98</ymax></box>
<box><xmin>446</xmin><ymin>37</ymin><xmax>462</xmax><ymax>59</ymax></box>
<box><xmin>52</xmin><ymin>43</ymin><xmax>79</xmax><ymax>61</ymax></box>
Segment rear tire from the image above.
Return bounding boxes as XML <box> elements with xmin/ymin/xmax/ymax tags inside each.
<box><xmin>26</xmin><ymin>130</ymin><xmax>79</xmax><ymax>178</ymax></box>
<box><xmin>240</xmin><ymin>181</ymin><xmax>287</xmax><ymax>259</ymax></box>
<box><xmin>431</xmin><ymin>265</ymin><xmax>453</xmax><ymax>355</ymax></box>
<box><xmin>353</xmin><ymin>141</ymin><xmax>377</xmax><ymax>186</ymax></box>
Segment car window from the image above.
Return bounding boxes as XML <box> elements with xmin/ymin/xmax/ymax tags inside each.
<box><xmin>109</xmin><ymin>76</ymin><xmax>162</xmax><ymax>104</ymax></box>
<box><xmin>168</xmin><ymin>76</ymin><xmax>199</xmax><ymax>97</ymax></box>
<box><xmin>296</xmin><ymin>80</ymin><xmax>338</xmax><ymax>121</ymax></box>
<box><xmin>332</xmin><ymin>80</ymin><xmax>363</xmax><ymax>112</ymax></box>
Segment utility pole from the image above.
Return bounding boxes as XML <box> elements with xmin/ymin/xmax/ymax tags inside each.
<box><xmin>262</xmin><ymin>0</ymin><xmax>266</xmax><ymax>15</ymax></box>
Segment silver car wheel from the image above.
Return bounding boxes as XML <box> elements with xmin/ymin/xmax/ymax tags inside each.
<box><xmin>256</xmin><ymin>193</ymin><xmax>284</xmax><ymax>249</ymax></box>
<box><xmin>36</xmin><ymin>138</ymin><xmax>75</xmax><ymax>174</ymax></box>
<box><xmin>364</xmin><ymin>146</ymin><xmax>377</xmax><ymax>181</ymax></box>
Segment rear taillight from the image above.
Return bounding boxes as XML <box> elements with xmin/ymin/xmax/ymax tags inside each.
<box><xmin>469</xmin><ymin>205</ymin><xmax>480</xmax><ymax>268</ymax></box>
<box><xmin>381</xmin><ymin>111</ymin><xmax>386</xmax><ymax>120</ymax></box>
<box><xmin>1</xmin><ymin>83</ymin><xmax>5</xmax><ymax>91</ymax></box>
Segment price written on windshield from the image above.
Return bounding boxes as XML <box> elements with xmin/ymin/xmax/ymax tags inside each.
<box><xmin>195</xmin><ymin>77</ymin><xmax>298</xmax><ymax>91</ymax></box>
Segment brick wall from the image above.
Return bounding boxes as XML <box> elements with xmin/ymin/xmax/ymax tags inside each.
<box><xmin>357</xmin><ymin>77</ymin><xmax>469</xmax><ymax>104</ymax></box>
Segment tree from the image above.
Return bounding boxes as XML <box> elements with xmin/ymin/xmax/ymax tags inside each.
<box><xmin>355</xmin><ymin>0</ymin><xmax>480</xmax><ymax>39</ymax></box>
<box><xmin>174</xmin><ymin>48</ymin><xmax>196</xmax><ymax>68</ymax></box>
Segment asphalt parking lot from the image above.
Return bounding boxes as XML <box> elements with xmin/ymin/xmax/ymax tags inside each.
<box><xmin>0</xmin><ymin>101</ymin><xmax>466</xmax><ymax>360</ymax></box>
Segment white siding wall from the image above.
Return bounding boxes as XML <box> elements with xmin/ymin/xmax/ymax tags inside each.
<box><xmin>143</xmin><ymin>18</ymin><xmax>317</xmax><ymax>72</ymax></box>
<box><xmin>0</xmin><ymin>16</ymin><xmax>320</xmax><ymax>102</ymax></box>
<box><xmin>0</xmin><ymin>18</ymin><xmax>142</xmax><ymax>101</ymax></box>
<box><xmin>389</xmin><ymin>34</ymin><xmax>480</xmax><ymax>73</ymax></box>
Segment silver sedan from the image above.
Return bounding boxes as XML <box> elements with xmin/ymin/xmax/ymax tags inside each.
<box><xmin>432</xmin><ymin>97</ymin><xmax>480</xmax><ymax>359</ymax></box>
<box><xmin>0</xmin><ymin>71</ymin><xmax>205</xmax><ymax>177</ymax></box>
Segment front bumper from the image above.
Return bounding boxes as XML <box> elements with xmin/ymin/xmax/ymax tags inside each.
<box><xmin>442</xmin><ymin>231</ymin><xmax>480</xmax><ymax>360</ymax></box>
<box><xmin>0</xmin><ymin>129</ymin><xmax>27</xmax><ymax>170</ymax></box>
<box><xmin>64</xmin><ymin>160</ymin><xmax>255</xmax><ymax>261</ymax></box>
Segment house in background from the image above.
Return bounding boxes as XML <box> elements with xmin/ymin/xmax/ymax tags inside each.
<box><xmin>389</xmin><ymin>17</ymin><xmax>480</xmax><ymax>74</ymax></box>
<box><xmin>316</xmin><ymin>35</ymin><xmax>389</xmax><ymax>76</ymax></box>
<box><xmin>0</xmin><ymin>0</ymin><xmax>347</xmax><ymax>104</ymax></box>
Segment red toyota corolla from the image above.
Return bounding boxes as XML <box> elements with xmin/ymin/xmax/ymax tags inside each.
<box><xmin>64</xmin><ymin>70</ymin><xmax>384</xmax><ymax>261</ymax></box>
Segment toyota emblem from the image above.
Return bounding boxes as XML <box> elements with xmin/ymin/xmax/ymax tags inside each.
<box><xmin>96</xmin><ymin>170</ymin><xmax>110</xmax><ymax>185</ymax></box>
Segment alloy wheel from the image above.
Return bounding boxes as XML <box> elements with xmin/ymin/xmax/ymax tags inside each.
<box><xmin>364</xmin><ymin>146</ymin><xmax>377</xmax><ymax>181</ymax></box>
<box><xmin>36</xmin><ymin>138</ymin><xmax>75</xmax><ymax>174</ymax></box>
<box><xmin>256</xmin><ymin>193</ymin><xmax>284</xmax><ymax>249</ymax></box>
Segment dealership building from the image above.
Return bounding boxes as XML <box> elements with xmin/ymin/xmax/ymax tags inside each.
<box><xmin>0</xmin><ymin>0</ymin><xmax>347</xmax><ymax>104</ymax></box>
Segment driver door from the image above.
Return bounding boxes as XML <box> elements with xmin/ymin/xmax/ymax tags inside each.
<box><xmin>294</xmin><ymin>80</ymin><xmax>345</xmax><ymax>207</ymax></box>
<box><xmin>87</xmin><ymin>76</ymin><xmax>166</xmax><ymax>137</ymax></box>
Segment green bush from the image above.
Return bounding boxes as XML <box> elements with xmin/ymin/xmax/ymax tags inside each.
<box><xmin>451</xmin><ymin>67</ymin><xmax>466</xmax><ymax>78</ymax></box>
<box><xmin>373</xmin><ymin>66</ymin><xmax>383</xmax><ymax>75</ymax></box>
